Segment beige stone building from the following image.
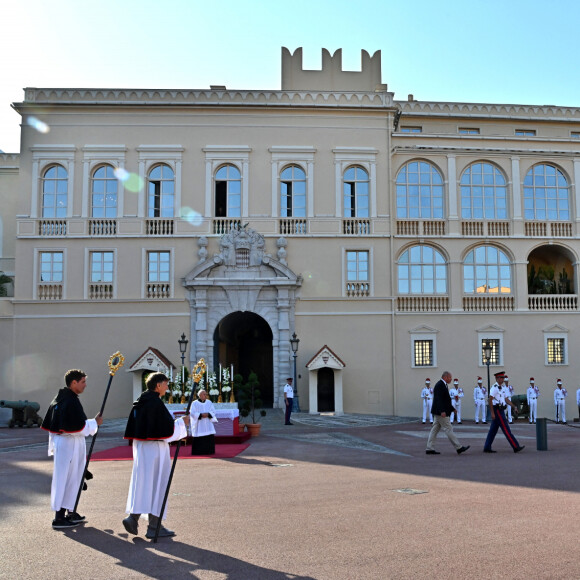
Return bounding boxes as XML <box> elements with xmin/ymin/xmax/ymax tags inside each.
<box><xmin>1</xmin><ymin>47</ymin><xmax>580</xmax><ymax>422</ymax></box>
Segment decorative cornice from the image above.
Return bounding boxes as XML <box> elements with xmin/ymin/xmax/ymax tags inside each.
<box><xmin>16</xmin><ymin>87</ymin><xmax>396</xmax><ymax>109</ymax></box>
<box><xmin>398</xmin><ymin>100</ymin><xmax>580</xmax><ymax>121</ymax></box>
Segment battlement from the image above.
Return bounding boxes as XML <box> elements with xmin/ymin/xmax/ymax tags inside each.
<box><xmin>281</xmin><ymin>47</ymin><xmax>386</xmax><ymax>92</ymax></box>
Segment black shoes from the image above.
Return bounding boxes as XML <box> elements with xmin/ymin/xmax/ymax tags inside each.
<box><xmin>457</xmin><ymin>445</ymin><xmax>470</xmax><ymax>455</ymax></box>
<box><xmin>66</xmin><ymin>512</ymin><xmax>86</xmax><ymax>524</ymax></box>
<box><xmin>145</xmin><ymin>525</ymin><xmax>176</xmax><ymax>539</ymax></box>
<box><xmin>52</xmin><ymin>518</ymin><xmax>80</xmax><ymax>530</ymax></box>
<box><xmin>285</xmin><ymin>422</ymin><xmax>293</xmax><ymax>425</ymax></box>
<box><xmin>425</xmin><ymin>450</ymin><xmax>440</xmax><ymax>455</ymax></box>
<box><xmin>122</xmin><ymin>515</ymin><xmax>139</xmax><ymax>535</ymax></box>
<box><xmin>514</xmin><ymin>445</ymin><xmax>525</xmax><ymax>453</ymax></box>
<box><xmin>483</xmin><ymin>449</ymin><xmax>497</xmax><ymax>453</ymax></box>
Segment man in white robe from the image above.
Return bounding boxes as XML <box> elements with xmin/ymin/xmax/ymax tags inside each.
<box><xmin>123</xmin><ymin>372</ymin><xmax>189</xmax><ymax>539</ymax></box>
<box><xmin>190</xmin><ymin>388</ymin><xmax>218</xmax><ymax>455</ymax></box>
<box><xmin>41</xmin><ymin>369</ymin><xmax>102</xmax><ymax>529</ymax></box>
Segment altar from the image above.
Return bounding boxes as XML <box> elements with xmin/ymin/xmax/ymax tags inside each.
<box><xmin>167</xmin><ymin>403</ymin><xmax>240</xmax><ymax>436</ymax></box>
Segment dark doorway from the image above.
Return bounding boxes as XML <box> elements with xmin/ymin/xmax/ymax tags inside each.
<box><xmin>213</xmin><ymin>312</ymin><xmax>274</xmax><ymax>407</ymax></box>
<box><xmin>317</xmin><ymin>367</ymin><xmax>335</xmax><ymax>412</ymax></box>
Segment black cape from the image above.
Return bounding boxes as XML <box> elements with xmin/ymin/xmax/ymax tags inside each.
<box><xmin>124</xmin><ymin>390</ymin><xmax>175</xmax><ymax>440</ymax></box>
<box><xmin>41</xmin><ymin>387</ymin><xmax>87</xmax><ymax>434</ymax></box>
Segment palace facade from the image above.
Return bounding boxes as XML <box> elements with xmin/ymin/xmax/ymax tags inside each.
<box><xmin>1</xmin><ymin>47</ymin><xmax>580</xmax><ymax>420</ymax></box>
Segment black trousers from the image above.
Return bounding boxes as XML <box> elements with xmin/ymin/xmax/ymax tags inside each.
<box><xmin>191</xmin><ymin>434</ymin><xmax>215</xmax><ymax>455</ymax></box>
<box><xmin>285</xmin><ymin>399</ymin><xmax>293</xmax><ymax>424</ymax></box>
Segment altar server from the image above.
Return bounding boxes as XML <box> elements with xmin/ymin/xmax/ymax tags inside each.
<box><xmin>190</xmin><ymin>387</ymin><xmax>218</xmax><ymax>455</ymax></box>
<box><xmin>554</xmin><ymin>379</ymin><xmax>567</xmax><ymax>423</ymax></box>
<box><xmin>41</xmin><ymin>369</ymin><xmax>103</xmax><ymax>529</ymax></box>
<box><xmin>123</xmin><ymin>372</ymin><xmax>189</xmax><ymax>539</ymax></box>
<box><xmin>474</xmin><ymin>377</ymin><xmax>487</xmax><ymax>423</ymax></box>
<box><xmin>527</xmin><ymin>378</ymin><xmax>539</xmax><ymax>424</ymax></box>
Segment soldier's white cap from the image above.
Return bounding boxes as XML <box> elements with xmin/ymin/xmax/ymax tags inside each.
<box><xmin>530</xmin><ymin>377</ymin><xmax>535</xmax><ymax>382</ymax></box>
<box><xmin>477</xmin><ymin>377</ymin><xmax>482</xmax><ymax>383</ymax></box>
<box><xmin>557</xmin><ymin>379</ymin><xmax>562</xmax><ymax>384</ymax></box>
<box><xmin>453</xmin><ymin>379</ymin><xmax>459</xmax><ymax>384</ymax></box>
<box><xmin>425</xmin><ymin>378</ymin><xmax>430</xmax><ymax>383</ymax></box>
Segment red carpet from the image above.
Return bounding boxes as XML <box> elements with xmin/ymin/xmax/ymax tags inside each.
<box><xmin>92</xmin><ymin>442</ymin><xmax>250</xmax><ymax>461</ymax></box>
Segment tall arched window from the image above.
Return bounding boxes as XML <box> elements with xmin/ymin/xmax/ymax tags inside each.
<box><xmin>523</xmin><ymin>164</ymin><xmax>569</xmax><ymax>220</ymax></box>
<box><xmin>343</xmin><ymin>166</ymin><xmax>369</xmax><ymax>218</ymax></box>
<box><xmin>460</xmin><ymin>162</ymin><xmax>507</xmax><ymax>219</ymax></box>
<box><xmin>398</xmin><ymin>245</ymin><xmax>447</xmax><ymax>294</ymax></box>
<box><xmin>147</xmin><ymin>164</ymin><xmax>174</xmax><ymax>218</ymax></box>
<box><xmin>280</xmin><ymin>165</ymin><xmax>306</xmax><ymax>217</ymax></box>
<box><xmin>396</xmin><ymin>161</ymin><xmax>444</xmax><ymax>219</ymax></box>
<box><xmin>464</xmin><ymin>246</ymin><xmax>511</xmax><ymax>294</ymax></box>
<box><xmin>215</xmin><ymin>164</ymin><xmax>241</xmax><ymax>217</ymax></box>
<box><xmin>41</xmin><ymin>165</ymin><xmax>68</xmax><ymax>218</ymax></box>
<box><xmin>91</xmin><ymin>165</ymin><xmax>118</xmax><ymax>218</ymax></box>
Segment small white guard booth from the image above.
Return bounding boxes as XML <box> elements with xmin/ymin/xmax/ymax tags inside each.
<box><xmin>306</xmin><ymin>345</ymin><xmax>345</xmax><ymax>415</ymax></box>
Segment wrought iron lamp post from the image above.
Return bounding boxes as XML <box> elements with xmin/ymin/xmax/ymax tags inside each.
<box><xmin>178</xmin><ymin>333</ymin><xmax>188</xmax><ymax>386</ymax></box>
<box><xmin>289</xmin><ymin>332</ymin><xmax>301</xmax><ymax>412</ymax></box>
<box><xmin>483</xmin><ymin>340</ymin><xmax>493</xmax><ymax>421</ymax></box>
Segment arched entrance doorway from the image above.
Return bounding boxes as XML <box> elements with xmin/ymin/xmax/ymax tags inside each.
<box><xmin>317</xmin><ymin>367</ymin><xmax>335</xmax><ymax>412</ymax></box>
<box><xmin>214</xmin><ymin>311</ymin><xmax>274</xmax><ymax>407</ymax></box>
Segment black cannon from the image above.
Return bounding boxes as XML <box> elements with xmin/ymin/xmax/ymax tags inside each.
<box><xmin>0</xmin><ymin>400</ymin><xmax>43</xmax><ymax>428</ymax></box>
<box><xmin>510</xmin><ymin>394</ymin><xmax>529</xmax><ymax>421</ymax></box>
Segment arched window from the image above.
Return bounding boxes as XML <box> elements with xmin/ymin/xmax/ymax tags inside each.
<box><xmin>460</xmin><ymin>162</ymin><xmax>507</xmax><ymax>219</ymax></box>
<box><xmin>91</xmin><ymin>165</ymin><xmax>118</xmax><ymax>218</ymax></box>
<box><xmin>280</xmin><ymin>165</ymin><xmax>306</xmax><ymax>218</ymax></box>
<box><xmin>215</xmin><ymin>164</ymin><xmax>241</xmax><ymax>217</ymax></box>
<box><xmin>147</xmin><ymin>164</ymin><xmax>174</xmax><ymax>218</ymax></box>
<box><xmin>524</xmin><ymin>164</ymin><xmax>569</xmax><ymax>221</ymax></box>
<box><xmin>396</xmin><ymin>161</ymin><xmax>444</xmax><ymax>219</ymax></box>
<box><xmin>464</xmin><ymin>246</ymin><xmax>511</xmax><ymax>294</ymax></box>
<box><xmin>343</xmin><ymin>166</ymin><xmax>369</xmax><ymax>218</ymax></box>
<box><xmin>398</xmin><ymin>245</ymin><xmax>447</xmax><ymax>294</ymax></box>
<box><xmin>41</xmin><ymin>165</ymin><xmax>68</xmax><ymax>218</ymax></box>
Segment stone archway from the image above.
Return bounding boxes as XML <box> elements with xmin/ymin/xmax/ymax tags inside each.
<box><xmin>183</xmin><ymin>226</ymin><xmax>302</xmax><ymax>409</ymax></box>
<box><xmin>214</xmin><ymin>311</ymin><xmax>274</xmax><ymax>407</ymax></box>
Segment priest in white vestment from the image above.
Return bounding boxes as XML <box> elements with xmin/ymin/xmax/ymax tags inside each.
<box><xmin>123</xmin><ymin>372</ymin><xmax>189</xmax><ymax>539</ymax></box>
<box><xmin>190</xmin><ymin>388</ymin><xmax>218</xmax><ymax>455</ymax></box>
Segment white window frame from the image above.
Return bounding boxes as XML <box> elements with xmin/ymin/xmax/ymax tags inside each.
<box><xmin>333</xmin><ymin>148</ymin><xmax>377</xmax><ymax>218</ymax></box>
<box><xmin>142</xmin><ymin>248</ymin><xmax>174</xmax><ymax>298</ymax></box>
<box><xmin>410</xmin><ymin>330</ymin><xmax>438</xmax><ymax>368</ymax></box>
<box><xmin>84</xmin><ymin>248</ymin><xmax>117</xmax><ymax>299</ymax></box>
<box><xmin>341</xmin><ymin>247</ymin><xmax>373</xmax><ymax>297</ymax></box>
<box><xmin>34</xmin><ymin>248</ymin><xmax>67</xmax><ymax>299</ymax></box>
<box><xmin>544</xmin><ymin>330</ymin><xmax>568</xmax><ymax>366</ymax></box>
<box><xmin>458</xmin><ymin>128</ymin><xmax>480</xmax><ymax>135</ymax></box>
<box><xmin>270</xmin><ymin>147</ymin><xmax>315</xmax><ymax>218</ymax></box>
<box><xmin>400</xmin><ymin>126</ymin><xmax>422</xmax><ymax>133</ymax></box>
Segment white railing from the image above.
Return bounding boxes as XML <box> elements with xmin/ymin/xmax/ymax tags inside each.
<box><xmin>213</xmin><ymin>219</ymin><xmax>242</xmax><ymax>235</ymax></box>
<box><xmin>146</xmin><ymin>219</ymin><xmax>174</xmax><ymax>236</ymax></box>
<box><xmin>37</xmin><ymin>284</ymin><xmax>63</xmax><ymax>300</ymax></box>
<box><xmin>550</xmin><ymin>222</ymin><xmax>572</xmax><ymax>237</ymax></box>
<box><xmin>397</xmin><ymin>296</ymin><xmax>449</xmax><ymax>312</ymax></box>
<box><xmin>279</xmin><ymin>218</ymin><xmax>308</xmax><ymax>235</ymax></box>
<box><xmin>346</xmin><ymin>282</ymin><xmax>370</xmax><ymax>297</ymax></box>
<box><xmin>343</xmin><ymin>219</ymin><xmax>370</xmax><ymax>235</ymax></box>
<box><xmin>89</xmin><ymin>283</ymin><xmax>114</xmax><ymax>300</ymax></box>
<box><xmin>146</xmin><ymin>283</ymin><xmax>171</xmax><ymax>299</ymax></box>
<box><xmin>39</xmin><ymin>220</ymin><xmax>67</xmax><ymax>236</ymax></box>
<box><xmin>528</xmin><ymin>294</ymin><xmax>578</xmax><ymax>311</ymax></box>
<box><xmin>89</xmin><ymin>219</ymin><xmax>117</xmax><ymax>236</ymax></box>
<box><xmin>463</xmin><ymin>295</ymin><xmax>514</xmax><ymax>311</ymax></box>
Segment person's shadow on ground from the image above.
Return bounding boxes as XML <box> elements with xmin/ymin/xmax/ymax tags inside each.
<box><xmin>65</xmin><ymin>525</ymin><xmax>316</xmax><ymax>580</ymax></box>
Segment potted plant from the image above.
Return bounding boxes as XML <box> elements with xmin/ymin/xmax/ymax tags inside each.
<box><xmin>238</xmin><ymin>371</ymin><xmax>266</xmax><ymax>436</ymax></box>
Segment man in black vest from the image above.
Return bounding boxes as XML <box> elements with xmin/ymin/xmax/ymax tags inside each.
<box><xmin>426</xmin><ymin>371</ymin><xmax>470</xmax><ymax>455</ymax></box>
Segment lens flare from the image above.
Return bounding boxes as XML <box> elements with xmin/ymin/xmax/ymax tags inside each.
<box><xmin>26</xmin><ymin>116</ymin><xmax>50</xmax><ymax>134</ymax></box>
<box><xmin>179</xmin><ymin>206</ymin><xmax>203</xmax><ymax>226</ymax></box>
<box><xmin>114</xmin><ymin>168</ymin><xmax>144</xmax><ymax>192</ymax></box>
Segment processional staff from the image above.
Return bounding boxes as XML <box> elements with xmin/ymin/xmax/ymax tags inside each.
<box><xmin>153</xmin><ymin>357</ymin><xmax>206</xmax><ymax>543</ymax></box>
<box><xmin>73</xmin><ymin>351</ymin><xmax>125</xmax><ymax>513</ymax></box>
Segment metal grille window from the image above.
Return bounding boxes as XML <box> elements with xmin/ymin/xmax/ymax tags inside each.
<box><xmin>148</xmin><ymin>164</ymin><xmax>175</xmax><ymax>218</ymax></box>
<box><xmin>481</xmin><ymin>339</ymin><xmax>500</xmax><ymax>365</ymax></box>
<box><xmin>91</xmin><ymin>165</ymin><xmax>118</xmax><ymax>218</ymax></box>
<box><xmin>41</xmin><ymin>165</ymin><xmax>68</xmax><ymax>218</ymax></box>
<box><xmin>547</xmin><ymin>338</ymin><xmax>565</xmax><ymax>364</ymax></box>
<box><xmin>90</xmin><ymin>252</ymin><xmax>114</xmax><ymax>283</ymax></box>
<box><xmin>343</xmin><ymin>166</ymin><xmax>369</xmax><ymax>218</ymax></box>
<box><xmin>414</xmin><ymin>340</ymin><xmax>433</xmax><ymax>367</ymax></box>
<box><xmin>460</xmin><ymin>162</ymin><xmax>507</xmax><ymax>219</ymax></box>
<box><xmin>147</xmin><ymin>251</ymin><xmax>170</xmax><ymax>282</ymax></box>
<box><xmin>396</xmin><ymin>161</ymin><xmax>444</xmax><ymax>219</ymax></box>
<box><xmin>280</xmin><ymin>165</ymin><xmax>306</xmax><ymax>218</ymax></box>
<box><xmin>39</xmin><ymin>252</ymin><xmax>63</xmax><ymax>282</ymax></box>
<box><xmin>523</xmin><ymin>164</ymin><xmax>569</xmax><ymax>221</ymax></box>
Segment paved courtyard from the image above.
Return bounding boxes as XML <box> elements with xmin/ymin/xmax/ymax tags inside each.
<box><xmin>1</xmin><ymin>410</ymin><xmax>579</xmax><ymax>579</ymax></box>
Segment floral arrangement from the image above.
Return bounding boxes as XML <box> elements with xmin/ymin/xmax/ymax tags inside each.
<box><xmin>208</xmin><ymin>372</ymin><xmax>220</xmax><ymax>401</ymax></box>
<box><xmin>221</xmin><ymin>367</ymin><xmax>231</xmax><ymax>393</ymax></box>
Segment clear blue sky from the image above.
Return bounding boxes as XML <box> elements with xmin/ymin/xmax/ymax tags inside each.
<box><xmin>2</xmin><ymin>0</ymin><xmax>580</xmax><ymax>152</ymax></box>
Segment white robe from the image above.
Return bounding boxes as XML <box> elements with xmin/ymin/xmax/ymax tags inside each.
<box><xmin>125</xmin><ymin>418</ymin><xmax>187</xmax><ymax>518</ymax></box>
<box><xmin>48</xmin><ymin>419</ymin><xmax>98</xmax><ymax>511</ymax></box>
<box><xmin>190</xmin><ymin>399</ymin><xmax>218</xmax><ymax>437</ymax></box>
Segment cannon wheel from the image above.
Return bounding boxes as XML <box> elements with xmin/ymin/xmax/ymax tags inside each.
<box><xmin>8</xmin><ymin>419</ymin><xmax>15</xmax><ymax>428</ymax></box>
<box><xmin>26</xmin><ymin>418</ymin><xmax>34</xmax><ymax>428</ymax></box>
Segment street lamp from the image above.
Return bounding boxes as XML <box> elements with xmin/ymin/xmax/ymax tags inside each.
<box><xmin>289</xmin><ymin>332</ymin><xmax>301</xmax><ymax>412</ymax></box>
<box><xmin>178</xmin><ymin>333</ymin><xmax>188</xmax><ymax>367</ymax></box>
<box><xmin>483</xmin><ymin>340</ymin><xmax>492</xmax><ymax>421</ymax></box>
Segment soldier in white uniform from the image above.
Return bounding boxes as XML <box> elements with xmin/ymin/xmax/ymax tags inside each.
<box><xmin>449</xmin><ymin>379</ymin><xmax>463</xmax><ymax>424</ymax></box>
<box><xmin>576</xmin><ymin>386</ymin><xmax>580</xmax><ymax>421</ymax></box>
<box><xmin>504</xmin><ymin>375</ymin><xmax>514</xmax><ymax>423</ymax></box>
<box><xmin>554</xmin><ymin>379</ymin><xmax>567</xmax><ymax>423</ymax></box>
<box><xmin>526</xmin><ymin>378</ymin><xmax>539</xmax><ymax>424</ymax></box>
<box><xmin>420</xmin><ymin>378</ymin><xmax>432</xmax><ymax>424</ymax></box>
<box><xmin>474</xmin><ymin>377</ymin><xmax>487</xmax><ymax>423</ymax></box>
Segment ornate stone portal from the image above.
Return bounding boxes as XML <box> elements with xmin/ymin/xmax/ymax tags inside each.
<box><xmin>183</xmin><ymin>226</ymin><xmax>302</xmax><ymax>408</ymax></box>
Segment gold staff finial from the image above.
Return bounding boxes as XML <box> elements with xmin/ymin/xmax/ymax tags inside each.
<box><xmin>108</xmin><ymin>351</ymin><xmax>125</xmax><ymax>376</ymax></box>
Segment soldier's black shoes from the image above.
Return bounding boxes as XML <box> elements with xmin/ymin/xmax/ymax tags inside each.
<box><xmin>457</xmin><ymin>445</ymin><xmax>470</xmax><ymax>455</ymax></box>
<box><xmin>425</xmin><ymin>450</ymin><xmax>440</xmax><ymax>455</ymax></box>
<box><xmin>483</xmin><ymin>449</ymin><xmax>497</xmax><ymax>453</ymax></box>
<box><xmin>514</xmin><ymin>445</ymin><xmax>525</xmax><ymax>453</ymax></box>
